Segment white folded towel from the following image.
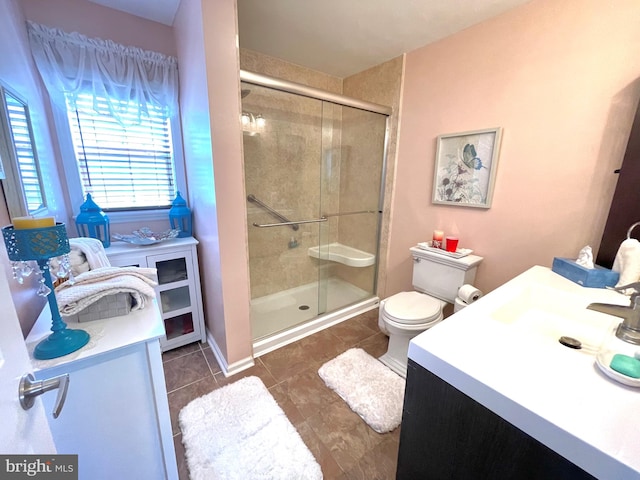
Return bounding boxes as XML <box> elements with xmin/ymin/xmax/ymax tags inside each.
<box><xmin>612</xmin><ymin>238</ymin><xmax>640</xmax><ymax>292</ymax></box>
<box><xmin>50</xmin><ymin>237</ymin><xmax>111</xmax><ymax>279</ymax></box>
<box><xmin>69</xmin><ymin>237</ymin><xmax>111</xmax><ymax>270</ymax></box>
<box><xmin>55</xmin><ymin>266</ymin><xmax>157</xmax><ymax>316</ymax></box>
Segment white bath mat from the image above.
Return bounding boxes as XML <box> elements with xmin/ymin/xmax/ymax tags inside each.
<box><xmin>179</xmin><ymin>376</ymin><xmax>322</xmax><ymax>480</ymax></box>
<box><xmin>318</xmin><ymin>348</ymin><xmax>405</xmax><ymax>433</ymax></box>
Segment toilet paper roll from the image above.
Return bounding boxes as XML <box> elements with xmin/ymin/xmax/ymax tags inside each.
<box><xmin>458</xmin><ymin>284</ymin><xmax>483</xmax><ymax>304</ymax></box>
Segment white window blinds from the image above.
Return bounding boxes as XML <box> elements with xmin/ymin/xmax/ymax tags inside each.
<box><xmin>66</xmin><ymin>93</ymin><xmax>176</xmax><ymax>210</ymax></box>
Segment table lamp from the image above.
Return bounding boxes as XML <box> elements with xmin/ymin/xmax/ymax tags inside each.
<box><xmin>2</xmin><ymin>221</ymin><xmax>90</xmax><ymax>359</ymax></box>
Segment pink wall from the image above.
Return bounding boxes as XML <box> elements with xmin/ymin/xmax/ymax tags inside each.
<box><xmin>386</xmin><ymin>0</ymin><xmax>640</xmax><ymax>297</ymax></box>
<box><xmin>174</xmin><ymin>0</ymin><xmax>252</xmax><ymax>366</ymax></box>
<box><xmin>21</xmin><ymin>0</ymin><xmax>176</xmax><ymax>57</ymax></box>
<box><xmin>200</xmin><ymin>0</ymin><xmax>252</xmax><ymax>365</ymax></box>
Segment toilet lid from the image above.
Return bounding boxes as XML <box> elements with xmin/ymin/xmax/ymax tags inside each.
<box><xmin>383</xmin><ymin>291</ymin><xmax>442</xmax><ymax>324</ymax></box>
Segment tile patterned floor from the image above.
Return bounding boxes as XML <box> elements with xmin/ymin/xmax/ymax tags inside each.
<box><xmin>162</xmin><ymin>309</ymin><xmax>400</xmax><ymax>480</ymax></box>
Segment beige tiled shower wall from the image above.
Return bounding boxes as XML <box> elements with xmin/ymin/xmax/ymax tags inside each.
<box><xmin>240</xmin><ymin>49</ymin><xmax>403</xmax><ymax>300</ymax></box>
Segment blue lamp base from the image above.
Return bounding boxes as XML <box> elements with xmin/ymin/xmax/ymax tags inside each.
<box><xmin>33</xmin><ymin>258</ymin><xmax>90</xmax><ymax>360</ymax></box>
<box><xmin>34</xmin><ymin>328</ymin><xmax>90</xmax><ymax>360</ymax></box>
<box><xmin>2</xmin><ymin>223</ymin><xmax>91</xmax><ymax>360</ymax></box>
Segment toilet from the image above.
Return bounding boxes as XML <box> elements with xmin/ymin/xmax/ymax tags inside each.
<box><xmin>378</xmin><ymin>246</ymin><xmax>483</xmax><ymax>377</ymax></box>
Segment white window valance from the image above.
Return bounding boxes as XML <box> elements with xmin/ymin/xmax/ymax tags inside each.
<box><xmin>27</xmin><ymin>21</ymin><xmax>179</xmax><ymax>125</ymax></box>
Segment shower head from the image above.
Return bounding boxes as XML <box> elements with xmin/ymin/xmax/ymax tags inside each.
<box><xmin>241</xmin><ymin>89</ymin><xmax>251</xmax><ymax>98</ymax></box>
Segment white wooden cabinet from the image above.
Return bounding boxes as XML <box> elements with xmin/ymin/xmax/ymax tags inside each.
<box><xmin>105</xmin><ymin>237</ymin><xmax>206</xmax><ymax>351</ymax></box>
<box><xmin>27</xmin><ymin>302</ymin><xmax>178</xmax><ymax>480</ymax></box>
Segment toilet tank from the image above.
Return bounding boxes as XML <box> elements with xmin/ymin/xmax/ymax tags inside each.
<box><xmin>410</xmin><ymin>246</ymin><xmax>483</xmax><ymax>303</ymax></box>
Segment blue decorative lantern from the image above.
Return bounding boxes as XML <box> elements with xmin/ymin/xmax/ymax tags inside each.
<box><xmin>75</xmin><ymin>193</ymin><xmax>110</xmax><ymax>247</ymax></box>
<box><xmin>169</xmin><ymin>191</ymin><xmax>192</xmax><ymax>238</ymax></box>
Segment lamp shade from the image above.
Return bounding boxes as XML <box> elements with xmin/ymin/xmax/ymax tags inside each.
<box><xmin>169</xmin><ymin>191</ymin><xmax>192</xmax><ymax>238</ymax></box>
<box><xmin>75</xmin><ymin>193</ymin><xmax>110</xmax><ymax>247</ymax></box>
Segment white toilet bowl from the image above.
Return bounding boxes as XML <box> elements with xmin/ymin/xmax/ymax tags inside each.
<box><xmin>378</xmin><ymin>291</ymin><xmax>445</xmax><ymax>377</ymax></box>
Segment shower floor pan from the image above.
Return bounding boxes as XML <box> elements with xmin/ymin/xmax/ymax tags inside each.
<box><xmin>251</xmin><ymin>278</ymin><xmax>378</xmax><ymax>356</ymax></box>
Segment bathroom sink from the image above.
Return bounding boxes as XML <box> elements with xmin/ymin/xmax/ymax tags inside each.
<box><xmin>489</xmin><ymin>283</ymin><xmax>620</xmax><ymax>351</ymax></box>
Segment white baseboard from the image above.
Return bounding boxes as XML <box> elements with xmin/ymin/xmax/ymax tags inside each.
<box><xmin>205</xmin><ymin>329</ymin><xmax>255</xmax><ymax>378</ymax></box>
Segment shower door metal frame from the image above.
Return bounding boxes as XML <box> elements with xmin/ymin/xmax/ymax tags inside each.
<box><xmin>240</xmin><ymin>68</ymin><xmax>391</xmax><ymax>303</ymax></box>
<box><xmin>240</xmin><ymin>70</ymin><xmax>392</xmax><ymax>116</ymax></box>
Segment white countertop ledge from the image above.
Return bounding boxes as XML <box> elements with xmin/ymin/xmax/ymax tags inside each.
<box><xmin>27</xmin><ymin>299</ymin><xmax>164</xmax><ymax>372</ymax></box>
<box><xmin>408</xmin><ymin>266</ymin><xmax>640</xmax><ymax>479</ymax></box>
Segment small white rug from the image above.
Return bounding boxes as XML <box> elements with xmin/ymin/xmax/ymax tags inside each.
<box><xmin>179</xmin><ymin>376</ymin><xmax>322</xmax><ymax>480</ymax></box>
<box><xmin>318</xmin><ymin>348</ymin><xmax>405</xmax><ymax>433</ymax></box>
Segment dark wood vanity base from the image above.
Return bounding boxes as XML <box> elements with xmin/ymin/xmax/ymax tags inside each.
<box><xmin>396</xmin><ymin>359</ymin><xmax>596</xmax><ymax>480</ymax></box>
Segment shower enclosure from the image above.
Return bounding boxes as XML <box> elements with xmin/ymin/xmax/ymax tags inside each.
<box><xmin>241</xmin><ymin>70</ymin><xmax>390</xmax><ymax>354</ymax></box>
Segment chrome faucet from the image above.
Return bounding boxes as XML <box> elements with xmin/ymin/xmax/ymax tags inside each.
<box><xmin>587</xmin><ymin>282</ymin><xmax>640</xmax><ymax>345</ymax></box>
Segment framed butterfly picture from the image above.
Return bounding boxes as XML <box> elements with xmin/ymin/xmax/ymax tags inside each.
<box><xmin>432</xmin><ymin>127</ymin><xmax>503</xmax><ymax>208</ymax></box>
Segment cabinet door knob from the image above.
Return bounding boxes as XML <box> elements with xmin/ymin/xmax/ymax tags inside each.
<box><xmin>19</xmin><ymin>373</ymin><xmax>70</xmax><ymax>419</ymax></box>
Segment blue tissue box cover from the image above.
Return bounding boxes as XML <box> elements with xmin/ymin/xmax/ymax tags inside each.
<box><xmin>552</xmin><ymin>257</ymin><xmax>619</xmax><ymax>288</ymax></box>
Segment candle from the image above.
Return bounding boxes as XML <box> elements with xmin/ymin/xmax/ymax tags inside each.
<box><xmin>12</xmin><ymin>216</ymin><xmax>55</xmax><ymax>229</ymax></box>
<box><xmin>432</xmin><ymin>230</ymin><xmax>444</xmax><ymax>249</ymax></box>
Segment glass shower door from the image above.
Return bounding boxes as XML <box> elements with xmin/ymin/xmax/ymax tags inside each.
<box><xmin>242</xmin><ymin>79</ymin><xmax>387</xmax><ymax>341</ymax></box>
<box><xmin>317</xmin><ymin>102</ymin><xmax>387</xmax><ymax>316</ymax></box>
<box><xmin>243</xmin><ymin>81</ymin><xmax>326</xmax><ymax>340</ymax></box>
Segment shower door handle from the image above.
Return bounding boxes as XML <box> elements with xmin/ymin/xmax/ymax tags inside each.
<box><xmin>253</xmin><ymin>217</ymin><xmax>328</xmax><ymax>228</ymax></box>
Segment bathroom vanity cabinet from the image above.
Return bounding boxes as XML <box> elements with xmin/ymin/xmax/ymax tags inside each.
<box><xmin>26</xmin><ymin>302</ymin><xmax>178</xmax><ymax>480</ymax></box>
<box><xmin>397</xmin><ymin>266</ymin><xmax>640</xmax><ymax>479</ymax></box>
<box><xmin>105</xmin><ymin>237</ymin><xmax>206</xmax><ymax>351</ymax></box>
<box><xmin>398</xmin><ymin>360</ymin><xmax>594</xmax><ymax>479</ymax></box>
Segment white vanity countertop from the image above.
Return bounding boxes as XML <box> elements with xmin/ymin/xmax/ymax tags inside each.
<box><xmin>26</xmin><ymin>300</ymin><xmax>164</xmax><ymax>372</ymax></box>
<box><xmin>409</xmin><ymin>266</ymin><xmax>640</xmax><ymax>479</ymax></box>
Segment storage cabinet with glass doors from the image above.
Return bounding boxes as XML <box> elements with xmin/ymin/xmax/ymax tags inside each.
<box><xmin>105</xmin><ymin>236</ymin><xmax>206</xmax><ymax>351</ymax></box>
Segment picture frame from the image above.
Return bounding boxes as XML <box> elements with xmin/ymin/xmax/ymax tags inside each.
<box><xmin>432</xmin><ymin>127</ymin><xmax>503</xmax><ymax>208</ymax></box>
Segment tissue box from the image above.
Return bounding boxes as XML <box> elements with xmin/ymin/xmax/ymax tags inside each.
<box><xmin>552</xmin><ymin>257</ymin><xmax>619</xmax><ymax>288</ymax></box>
<box><xmin>64</xmin><ymin>293</ymin><xmax>133</xmax><ymax>322</ymax></box>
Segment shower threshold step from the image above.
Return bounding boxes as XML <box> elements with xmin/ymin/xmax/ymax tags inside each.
<box><xmin>308</xmin><ymin>242</ymin><xmax>375</xmax><ymax>267</ymax></box>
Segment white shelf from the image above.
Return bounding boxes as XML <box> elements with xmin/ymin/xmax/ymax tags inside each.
<box><xmin>308</xmin><ymin>242</ymin><xmax>375</xmax><ymax>267</ymax></box>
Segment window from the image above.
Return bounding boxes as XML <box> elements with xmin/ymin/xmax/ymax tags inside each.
<box><xmin>27</xmin><ymin>21</ymin><xmax>182</xmax><ymax>217</ymax></box>
<box><xmin>66</xmin><ymin>92</ymin><xmax>177</xmax><ymax>211</ymax></box>
<box><xmin>0</xmin><ymin>85</ymin><xmax>47</xmax><ymax>217</ymax></box>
